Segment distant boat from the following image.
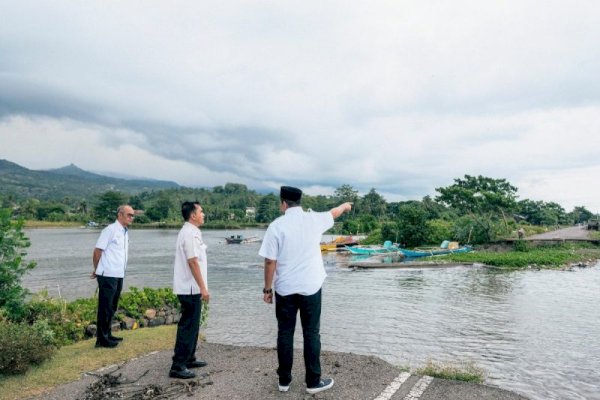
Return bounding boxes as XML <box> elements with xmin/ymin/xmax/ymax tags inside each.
<box><xmin>345</xmin><ymin>240</ymin><xmax>398</xmax><ymax>255</ymax></box>
<box><xmin>398</xmin><ymin>245</ymin><xmax>472</xmax><ymax>258</ymax></box>
<box><xmin>320</xmin><ymin>235</ymin><xmax>359</xmax><ymax>252</ymax></box>
<box><xmin>225</xmin><ymin>234</ymin><xmax>261</xmax><ymax>244</ymax></box>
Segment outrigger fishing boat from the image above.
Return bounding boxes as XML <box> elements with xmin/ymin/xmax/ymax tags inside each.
<box><xmin>398</xmin><ymin>242</ymin><xmax>472</xmax><ymax>258</ymax></box>
<box><xmin>344</xmin><ymin>240</ymin><xmax>398</xmax><ymax>255</ymax></box>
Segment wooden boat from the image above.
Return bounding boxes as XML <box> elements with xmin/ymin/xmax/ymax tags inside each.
<box><xmin>344</xmin><ymin>241</ymin><xmax>398</xmax><ymax>255</ymax></box>
<box><xmin>398</xmin><ymin>245</ymin><xmax>472</xmax><ymax>258</ymax></box>
<box><xmin>350</xmin><ymin>261</ymin><xmax>476</xmax><ymax>269</ymax></box>
<box><xmin>225</xmin><ymin>235</ymin><xmax>261</xmax><ymax>244</ymax></box>
<box><xmin>320</xmin><ymin>235</ymin><xmax>359</xmax><ymax>252</ymax></box>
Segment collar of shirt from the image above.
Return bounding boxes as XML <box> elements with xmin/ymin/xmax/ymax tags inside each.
<box><xmin>183</xmin><ymin>221</ymin><xmax>199</xmax><ymax>230</ymax></box>
<box><xmin>284</xmin><ymin>206</ymin><xmax>303</xmax><ymax>215</ymax></box>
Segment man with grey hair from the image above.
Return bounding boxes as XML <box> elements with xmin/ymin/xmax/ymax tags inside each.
<box><xmin>92</xmin><ymin>204</ymin><xmax>134</xmax><ymax>348</ymax></box>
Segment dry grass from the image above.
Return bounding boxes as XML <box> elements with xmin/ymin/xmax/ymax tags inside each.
<box><xmin>0</xmin><ymin>325</ymin><xmax>177</xmax><ymax>399</ymax></box>
<box><xmin>23</xmin><ymin>220</ymin><xmax>83</xmax><ymax>228</ymax></box>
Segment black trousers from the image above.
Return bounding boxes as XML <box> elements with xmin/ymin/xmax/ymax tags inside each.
<box><xmin>172</xmin><ymin>294</ymin><xmax>202</xmax><ymax>370</ymax></box>
<box><xmin>275</xmin><ymin>289</ymin><xmax>322</xmax><ymax>387</ymax></box>
<box><xmin>96</xmin><ymin>275</ymin><xmax>123</xmax><ymax>344</ymax></box>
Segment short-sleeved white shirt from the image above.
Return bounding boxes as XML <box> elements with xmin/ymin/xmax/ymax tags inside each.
<box><xmin>95</xmin><ymin>220</ymin><xmax>129</xmax><ymax>278</ymax></box>
<box><xmin>259</xmin><ymin>207</ymin><xmax>334</xmax><ymax>296</ymax></box>
<box><xmin>173</xmin><ymin>222</ymin><xmax>208</xmax><ymax>295</ymax></box>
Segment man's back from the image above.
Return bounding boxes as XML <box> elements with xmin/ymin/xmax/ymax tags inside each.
<box><xmin>259</xmin><ymin>207</ymin><xmax>333</xmax><ymax>296</ymax></box>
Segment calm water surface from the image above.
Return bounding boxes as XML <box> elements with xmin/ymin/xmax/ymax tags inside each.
<box><xmin>23</xmin><ymin>228</ymin><xmax>600</xmax><ymax>400</ymax></box>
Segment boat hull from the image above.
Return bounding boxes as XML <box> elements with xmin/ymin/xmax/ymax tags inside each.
<box><xmin>398</xmin><ymin>246</ymin><xmax>472</xmax><ymax>258</ymax></box>
<box><xmin>345</xmin><ymin>245</ymin><xmax>398</xmax><ymax>255</ymax></box>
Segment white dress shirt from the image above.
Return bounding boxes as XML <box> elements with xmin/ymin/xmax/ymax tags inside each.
<box><xmin>173</xmin><ymin>222</ymin><xmax>208</xmax><ymax>295</ymax></box>
<box><xmin>95</xmin><ymin>220</ymin><xmax>129</xmax><ymax>278</ymax></box>
<box><xmin>259</xmin><ymin>207</ymin><xmax>333</xmax><ymax>296</ymax></box>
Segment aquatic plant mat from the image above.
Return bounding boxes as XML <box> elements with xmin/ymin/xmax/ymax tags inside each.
<box><xmin>83</xmin><ymin>365</ymin><xmax>212</xmax><ymax>400</ymax></box>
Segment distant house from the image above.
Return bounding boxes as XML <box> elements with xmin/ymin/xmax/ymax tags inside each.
<box><xmin>245</xmin><ymin>207</ymin><xmax>256</xmax><ymax>217</ymax></box>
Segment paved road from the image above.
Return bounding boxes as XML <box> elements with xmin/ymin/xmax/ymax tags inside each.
<box><xmin>525</xmin><ymin>225</ymin><xmax>591</xmax><ymax>240</ymax></box>
<box><xmin>34</xmin><ymin>342</ymin><xmax>529</xmax><ymax>400</ymax></box>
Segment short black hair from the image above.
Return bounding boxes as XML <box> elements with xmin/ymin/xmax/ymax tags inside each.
<box><xmin>281</xmin><ymin>198</ymin><xmax>301</xmax><ymax>207</ymax></box>
<box><xmin>181</xmin><ymin>201</ymin><xmax>201</xmax><ymax>221</ymax></box>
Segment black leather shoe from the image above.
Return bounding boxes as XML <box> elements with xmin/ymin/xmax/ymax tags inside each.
<box><xmin>95</xmin><ymin>340</ymin><xmax>119</xmax><ymax>348</ymax></box>
<box><xmin>169</xmin><ymin>368</ymin><xmax>196</xmax><ymax>379</ymax></box>
<box><xmin>109</xmin><ymin>335</ymin><xmax>123</xmax><ymax>342</ymax></box>
<box><xmin>186</xmin><ymin>360</ymin><xmax>208</xmax><ymax>368</ymax></box>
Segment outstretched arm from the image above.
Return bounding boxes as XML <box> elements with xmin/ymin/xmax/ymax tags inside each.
<box><xmin>330</xmin><ymin>202</ymin><xmax>352</xmax><ymax>219</ymax></box>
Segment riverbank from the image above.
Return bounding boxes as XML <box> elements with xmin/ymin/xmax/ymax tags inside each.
<box><xmin>442</xmin><ymin>241</ymin><xmax>600</xmax><ymax>269</ymax></box>
<box><xmin>22</xmin><ymin>220</ymin><xmax>268</xmax><ymax>230</ymax></box>
<box><xmin>20</xmin><ymin>340</ymin><xmax>528</xmax><ymax>400</ymax></box>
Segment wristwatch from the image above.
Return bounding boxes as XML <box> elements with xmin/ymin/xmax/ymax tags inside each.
<box><xmin>263</xmin><ymin>288</ymin><xmax>273</xmax><ymax>294</ymax></box>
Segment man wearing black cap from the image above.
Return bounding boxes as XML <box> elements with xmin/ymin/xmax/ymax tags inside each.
<box><xmin>259</xmin><ymin>186</ymin><xmax>352</xmax><ymax>395</ymax></box>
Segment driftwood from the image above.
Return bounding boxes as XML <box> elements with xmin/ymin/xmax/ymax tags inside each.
<box><xmin>83</xmin><ymin>365</ymin><xmax>211</xmax><ymax>400</ymax></box>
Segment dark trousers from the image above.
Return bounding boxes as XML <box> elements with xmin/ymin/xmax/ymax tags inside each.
<box><xmin>96</xmin><ymin>275</ymin><xmax>123</xmax><ymax>344</ymax></box>
<box><xmin>172</xmin><ymin>294</ymin><xmax>202</xmax><ymax>370</ymax></box>
<box><xmin>275</xmin><ymin>289</ymin><xmax>322</xmax><ymax>387</ymax></box>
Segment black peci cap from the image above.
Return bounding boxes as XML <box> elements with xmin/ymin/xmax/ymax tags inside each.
<box><xmin>280</xmin><ymin>186</ymin><xmax>302</xmax><ymax>202</ymax></box>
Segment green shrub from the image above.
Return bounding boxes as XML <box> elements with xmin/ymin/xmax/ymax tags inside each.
<box><xmin>0</xmin><ymin>320</ymin><xmax>57</xmax><ymax>375</ymax></box>
<box><xmin>67</xmin><ymin>297</ymin><xmax>97</xmax><ymax>323</ymax></box>
<box><xmin>426</xmin><ymin>219</ymin><xmax>454</xmax><ymax>245</ymax></box>
<box><xmin>20</xmin><ymin>292</ymin><xmax>88</xmax><ymax>345</ymax></box>
<box><xmin>360</xmin><ymin>229</ymin><xmax>382</xmax><ymax>245</ymax></box>
<box><xmin>118</xmin><ymin>287</ymin><xmax>179</xmax><ymax>321</ymax></box>
<box><xmin>0</xmin><ymin>209</ymin><xmax>37</xmax><ymax>319</ymax></box>
<box><xmin>513</xmin><ymin>239</ymin><xmax>529</xmax><ymax>252</ymax></box>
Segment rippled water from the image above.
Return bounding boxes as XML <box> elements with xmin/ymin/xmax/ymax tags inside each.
<box><xmin>22</xmin><ymin>228</ymin><xmax>600</xmax><ymax>400</ymax></box>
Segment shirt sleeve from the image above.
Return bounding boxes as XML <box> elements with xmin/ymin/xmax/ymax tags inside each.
<box><xmin>318</xmin><ymin>211</ymin><xmax>334</xmax><ymax>233</ymax></box>
<box><xmin>182</xmin><ymin>231</ymin><xmax>199</xmax><ymax>260</ymax></box>
<box><xmin>95</xmin><ymin>226</ymin><xmax>113</xmax><ymax>250</ymax></box>
<box><xmin>259</xmin><ymin>225</ymin><xmax>279</xmax><ymax>260</ymax></box>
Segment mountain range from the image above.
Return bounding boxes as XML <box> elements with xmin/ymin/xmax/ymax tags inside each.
<box><xmin>0</xmin><ymin>159</ymin><xmax>180</xmax><ymax>201</ymax></box>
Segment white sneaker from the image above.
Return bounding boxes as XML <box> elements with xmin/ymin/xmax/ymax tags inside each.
<box><xmin>306</xmin><ymin>378</ymin><xmax>334</xmax><ymax>394</ymax></box>
<box><xmin>278</xmin><ymin>383</ymin><xmax>290</xmax><ymax>392</ymax></box>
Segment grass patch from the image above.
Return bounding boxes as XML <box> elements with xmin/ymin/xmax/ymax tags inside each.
<box><xmin>416</xmin><ymin>359</ymin><xmax>485</xmax><ymax>383</ymax></box>
<box><xmin>0</xmin><ymin>325</ymin><xmax>177</xmax><ymax>400</ymax></box>
<box><xmin>441</xmin><ymin>242</ymin><xmax>600</xmax><ymax>269</ymax></box>
<box><xmin>23</xmin><ymin>220</ymin><xmax>83</xmax><ymax>228</ymax></box>
<box><xmin>589</xmin><ymin>231</ymin><xmax>600</xmax><ymax>240</ymax></box>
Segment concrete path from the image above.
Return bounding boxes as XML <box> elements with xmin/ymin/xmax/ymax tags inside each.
<box><xmin>33</xmin><ymin>342</ymin><xmax>529</xmax><ymax>400</ymax></box>
<box><xmin>525</xmin><ymin>225</ymin><xmax>591</xmax><ymax>241</ymax></box>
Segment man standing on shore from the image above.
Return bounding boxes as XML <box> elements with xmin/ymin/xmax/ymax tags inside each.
<box><xmin>169</xmin><ymin>201</ymin><xmax>210</xmax><ymax>379</ymax></box>
<box><xmin>92</xmin><ymin>204</ymin><xmax>134</xmax><ymax>348</ymax></box>
<box><xmin>259</xmin><ymin>186</ymin><xmax>352</xmax><ymax>394</ymax></box>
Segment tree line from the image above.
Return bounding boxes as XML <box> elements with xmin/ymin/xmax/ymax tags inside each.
<box><xmin>1</xmin><ymin>175</ymin><xmax>596</xmax><ymax>245</ymax></box>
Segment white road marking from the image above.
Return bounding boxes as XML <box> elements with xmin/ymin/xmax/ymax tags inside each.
<box><xmin>403</xmin><ymin>376</ymin><xmax>434</xmax><ymax>400</ymax></box>
<box><xmin>373</xmin><ymin>372</ymin><xmax>411</xmax><ymax>400</ymax></box>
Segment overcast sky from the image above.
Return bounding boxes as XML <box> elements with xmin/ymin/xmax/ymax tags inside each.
<box><xmin>1</xmin><ymin>1</ymin><xmax>599</xmax><ymax>212</ymax></box>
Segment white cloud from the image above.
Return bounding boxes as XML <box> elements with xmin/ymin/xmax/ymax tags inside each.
<box><xmin>1</xmin><ymin>1</ymin><xmax>600</xmax><ymax>212</ymax></box>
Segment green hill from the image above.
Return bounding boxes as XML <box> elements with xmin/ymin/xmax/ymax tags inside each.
<box><xmin>0</xmin><ymin>159</ymin><xmax>179</xmax><ymax>201</ymax></box>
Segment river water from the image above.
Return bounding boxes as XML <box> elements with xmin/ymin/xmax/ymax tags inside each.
<box><xmin>22</xmin><ymin>228</ymin><xmax>600</xmax><ymax>400</ymax></box>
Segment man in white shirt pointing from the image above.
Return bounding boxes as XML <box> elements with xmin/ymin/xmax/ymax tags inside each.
<box><xmin>259</xmin><ymin>186</ymin><xmax>352</xmax><ymax>394</ymax></box>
